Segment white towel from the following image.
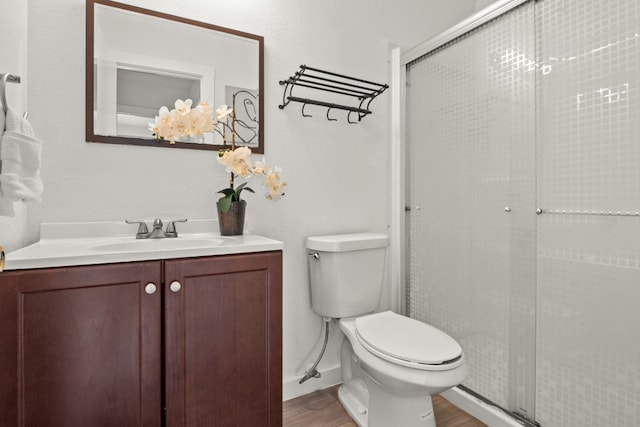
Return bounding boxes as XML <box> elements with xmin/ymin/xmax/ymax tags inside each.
<box><xmin>0</xmin><ymin>108</ymin><xmax>43</xmax><ymax>217</ymax></box>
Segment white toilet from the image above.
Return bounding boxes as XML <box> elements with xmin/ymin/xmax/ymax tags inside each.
<box><xmin>306</xmin><ymin>233</ymin><xmax>467</xmax><ymax>427</ymax></box>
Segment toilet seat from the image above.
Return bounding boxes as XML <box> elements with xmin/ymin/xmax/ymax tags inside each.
<box><xmin>355</xmin><ymin>311</ymin><xmax>463</xmax><ymax>371</ymax></box>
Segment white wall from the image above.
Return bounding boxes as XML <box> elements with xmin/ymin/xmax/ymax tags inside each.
<box><xmin>20</xmin><ymin>0</ymin><xmax>477</xmax><ymax>400</ymax></box>
<box><xmin>475</xmin><ymin>0</ymin><xmax>501</xmax><ymax>10</ymax></box>
<box><xmin>0</xmin><ymin>0</ymin><xmax>41</xmax><ymax>252</ymax></box>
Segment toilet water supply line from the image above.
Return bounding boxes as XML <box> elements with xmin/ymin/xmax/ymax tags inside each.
<box><xmin>299</xmin><ymin>317</ymin><xmax>331</xmax><ymax>384</ymax></box>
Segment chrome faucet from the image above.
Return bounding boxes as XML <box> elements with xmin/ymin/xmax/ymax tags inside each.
<box><xmin>126</xmin><ymin>218</ymin><xmax>187</xmax><ymax>239</ymax></box>
<box><xmin>125</xmin><ymin>219</ymin><xmax>149</xmax><ymax>239</ymax></box>
<box><xmin>148</xmin><ymin>218</ymin><xmax>166</xmax><ymax>239</ymax></box>
<box><xmin>165</xmin><ymin>219</ymin><xmax>187</xmax><ymax>238</ymax></box>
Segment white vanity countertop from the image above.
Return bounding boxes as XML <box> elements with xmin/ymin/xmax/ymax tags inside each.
<box><xmin>4</xmin><ymin>220</ymin><xmax>284</xmax><ymax>271</ymax></box>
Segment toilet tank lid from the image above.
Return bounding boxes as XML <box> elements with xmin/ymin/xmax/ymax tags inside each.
<box><xmin>306</xmin><ymin>233</ymin><xmax>389</xmax><ymax>252</ymax></box>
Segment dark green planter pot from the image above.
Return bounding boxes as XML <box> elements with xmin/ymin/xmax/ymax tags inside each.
<box><xmin>217</xmin><ymin>200</ymin><xmax>246</xmax><ymax>236</ymax></box>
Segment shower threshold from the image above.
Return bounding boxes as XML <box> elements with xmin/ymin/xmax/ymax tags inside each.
<box><xmin>442</xmin><ymin>385</ymin><xmax>541</xmax><ymax>427</ymax></box>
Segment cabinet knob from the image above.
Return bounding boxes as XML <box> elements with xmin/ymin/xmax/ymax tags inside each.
<box><xmin>170</xmin><ymin>281</ymin><xmax>182</xmax><ymax>293</ymax></box>
<box><xmin>144</xmin><ymin>283</ymin><xmax>157</xmax><ymax>295</ymax></box>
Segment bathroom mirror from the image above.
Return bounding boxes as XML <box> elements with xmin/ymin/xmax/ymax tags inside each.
<box><xmin>86</xmin><ymin>0</ymin><xmax>264</xmax><ymax>153</ymax></box>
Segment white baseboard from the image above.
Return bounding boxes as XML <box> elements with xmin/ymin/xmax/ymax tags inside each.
<box><xmin>441</xmin><ymin>387</ymin><xmax>524</xmax><ymax>427</ymax></box>
<box><xmin>282</xmin><ymin>365</ymin><xmax>342</xmax><ymax>401</ymax></box>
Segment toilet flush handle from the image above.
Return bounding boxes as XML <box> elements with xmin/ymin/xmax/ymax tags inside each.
<box><xmin>308</xmin><ymin>252</ymin><xmax>320</xmax><ymax>260</ymax></box>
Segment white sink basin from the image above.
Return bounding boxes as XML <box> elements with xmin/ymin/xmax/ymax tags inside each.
<box><xmin>90</xmin><ymin>238</ymin><xmax>226</xmax><ymax>252</ymax></box>
<box><xmin>4</xmin><ymin>219</ymin><xmax>283</xmax><ymax>270</ymax></box>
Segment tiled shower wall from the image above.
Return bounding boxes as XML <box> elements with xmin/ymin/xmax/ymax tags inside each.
<box><xmin>535</xmin><ymin>0</ymin><xmax>640</xmax><ymax>426</ymax></box>
<box><xmin>405</xmin><ymin>0</ymin><xmax>640</xmax><ymax>426</ymax></box>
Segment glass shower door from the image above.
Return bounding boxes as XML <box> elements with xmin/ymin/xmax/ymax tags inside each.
<box><xmin>405</xmin><ymin>2</ymin><xmax>537</xmax><ymax>420</ymax></box>
<box><xmin>534</xmin><ymin>0</ymin><xmax>640</xmax><ymax>425</ymax></box>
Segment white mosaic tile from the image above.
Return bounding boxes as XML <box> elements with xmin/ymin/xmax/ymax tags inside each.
<box><xmin>536</xmin><ymin>0</ymin><xmax>640</xmax><ymax>425</ymax></box>
<box><xmin>406</xmin><ymin>0</ymin><xmax>640</xmax><ymax>426</ymax></box>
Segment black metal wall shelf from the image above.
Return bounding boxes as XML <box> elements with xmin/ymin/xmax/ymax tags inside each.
<box><xmin>278</xmin><ymin>65</ymin><xmax>388</xmax><ymax>123</ymax></box>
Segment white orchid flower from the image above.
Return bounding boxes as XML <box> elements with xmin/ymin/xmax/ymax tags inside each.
<box><xmin>197</xmin><ymin>101</ymin><xmax>213</xmax><ymax>115</ymax></box>
<box><xmin>217</xmin><ymin>147</ymin><xmax>253</xmax><ymax>178</ymax></box>
<box><xmin>263</xmin><ymin>166</ymin><xmax>286</xmax><ymax>200</ymax></box>
<box><xmin>252</xmin><ymin>158</ymin><xmax>269</xmax><ymax>176</ymax></box>
<box><xmin>175</xmin><ymin>99</ymin><xmax>193</xmax><ymax>116</ymax></box>
<box><xmin>215</xmin><ymin>105</ymin><xmax>233</xmax><ymax>121</ymax></box>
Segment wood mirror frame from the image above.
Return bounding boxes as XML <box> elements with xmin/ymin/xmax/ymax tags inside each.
<box><xmin>86</xmin><ymin>0</ymin><xmax>264</xmax><ymax>153</ymax></box>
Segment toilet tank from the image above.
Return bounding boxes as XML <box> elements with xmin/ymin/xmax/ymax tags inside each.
<box><xmin>306</xmin><ymin>233</ymin><xmax>389</xmax><ymax>318</ymax></box>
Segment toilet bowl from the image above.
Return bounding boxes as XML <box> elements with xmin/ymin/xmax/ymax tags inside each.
<box><xmin>306</xmin><ymin>233</ymin><xmax>467</xmax><ymax>427</ymax></box>
<box><xmin>338</xmin><ymin>312</ymin><xmax>467</xmax><ymax>427</ymax></box>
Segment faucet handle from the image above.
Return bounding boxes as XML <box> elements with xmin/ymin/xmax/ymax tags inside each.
<box><xmin>125</xmin><ymin>220</ymin><xmax>149</xmax><ymax>239</ymax></box>
<box><xmin>165</xmin><ymin>219</ymin><xmax>187</xmax><ymax>238</ymax></box>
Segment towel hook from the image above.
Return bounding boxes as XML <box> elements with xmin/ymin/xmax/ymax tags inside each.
<box><xmin>347</xmin><ymin>110</ymin><xmax>359</xmax><ymax>124</ymax></box>
<box><xmin>326</xmin><ymin>107</ymin><xmax>337</xmax><ymax>122</ymax></box>
<box><xmin>1</xmin><ymin>73</ymin><xmax>22</xmax><ymax>114</ymax></box>
<box><xmin>301</xmin><ymin>103</ymin><xmax>312</xmax><ymax>118</ymax></box>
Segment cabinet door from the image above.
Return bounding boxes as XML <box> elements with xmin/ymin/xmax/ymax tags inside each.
<box><xmin>164</xmin><ymin>251</ymin><xmax>282</xmax><ymax>427</ymax></box>
<box><xmin>0</xmin><ymin>262</ymin><xmax>162</xmax><ymax>427</ymax></box>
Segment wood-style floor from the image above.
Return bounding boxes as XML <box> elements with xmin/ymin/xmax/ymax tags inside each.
<box><xmin>283</xmin><ymin>385</ymin><xmax>487</xmax><ymax>427</ymax></box>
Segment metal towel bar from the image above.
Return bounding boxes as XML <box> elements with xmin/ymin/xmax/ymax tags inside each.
<box><xmin>1</xmin><ymin>73</ymin><xmax>22</xmax><ymax>114</ymax></box>
<box><xmin>279</xmin><ymin>65</ymin><xmax>388</xmax><ymax>123</ymax></box>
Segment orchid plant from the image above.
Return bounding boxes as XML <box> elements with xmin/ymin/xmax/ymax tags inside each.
<box><xmin>150</xmin><ymin>99</ymin><xmax>286</xmax><ymax>213</ymax></box>
<box><xmin>149</xmin><ymin>99</ymin><xmax>229</xmax><ymax>143</ymax></box>
<box><xmin>216</xmin><ymin>147</ymin><xmax>286</xmax><ymax>212</ymax></box>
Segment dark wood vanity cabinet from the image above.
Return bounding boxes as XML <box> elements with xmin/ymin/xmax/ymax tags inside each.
<box><xmin>0</xmin><ymin>260</ymin><xmax>162</xmax><ymax>427</ymax></box>
<box><xmin>163</xmin><ymin>252</ymin><xmax>283</xmax><ymax>427</ymax></box>
<box><xmin>0</xmin><ymin>251</ymin><xmax>282</xmax><ymax>427</ymax></box>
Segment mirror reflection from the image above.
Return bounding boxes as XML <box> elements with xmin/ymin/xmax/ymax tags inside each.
<box><xmin>86</xmin><ymin>0</ymin><xmax>264</xmax><ymax>152</ymax></box>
